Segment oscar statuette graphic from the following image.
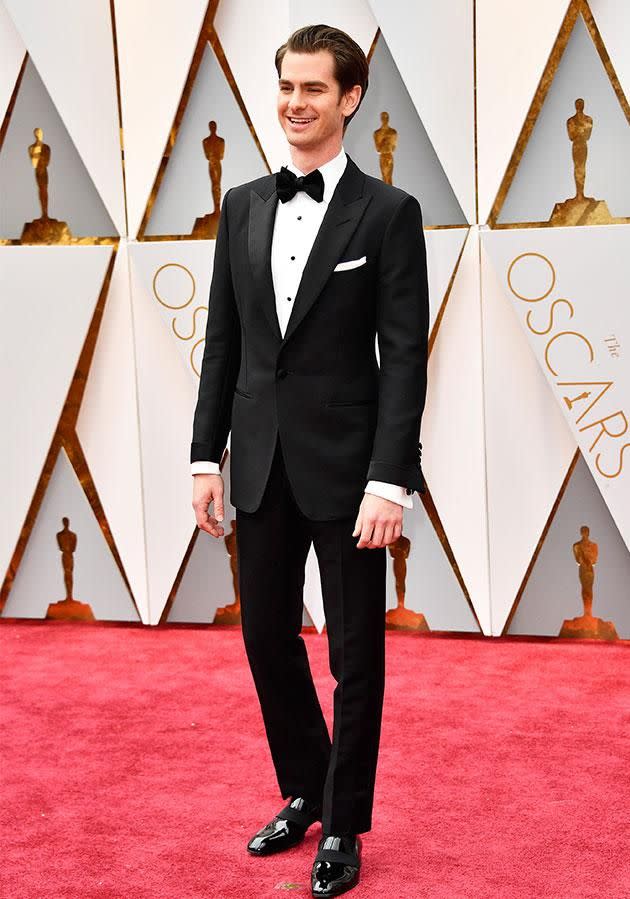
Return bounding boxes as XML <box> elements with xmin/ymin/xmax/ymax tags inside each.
<box><xmin>559</xmin><ymin>526</ymin><xmax>617</xmax><ymax>640</ymax></box>
<box><xmin>212</xmin><ymin>518</ymin><xmax>241</xmax><ymax>625</ymax></box>
<box><xmin>46</xmin><ymin>517</ymin><xmax>95</xmax><ymax>621</ymax></box>
<box><xmin>385</xmin><ymin>534</ymin><xmax>429</xmax><ymax>632</ymax></box>
<box><xmin>549</xmin><ymin>99</ymin><xmax>614</xmax><ymax>226</ymax></box>
<box><xmin>373</xmin><ymin>111</ymin><xmax>397</xmax><ymax>185</ymax></box>
<box><xmin>21</xmin><ymin>127</ymin><xmax>72</xmax><ymax>244</ymax></box>
<box><xmin>191</xmin><ymin>120</ymin><xmax>225</xmax><ymax>239</ymax></box>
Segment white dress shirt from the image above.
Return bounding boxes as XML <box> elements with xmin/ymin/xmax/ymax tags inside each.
<box><xmin>191</xmin><ymin>144</ymin><xmax>413</xmax><ymax>510</ymax></box>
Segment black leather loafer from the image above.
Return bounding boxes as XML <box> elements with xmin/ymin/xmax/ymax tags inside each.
<box><xmin>311</xmin><ymin>833</ymin><xmax>362</xmax><ymax>896</ymax></box>
<box><xmin>247</xmin><ymin>796</ymin><xmax>321</xmax><ymax>856</ymax></box>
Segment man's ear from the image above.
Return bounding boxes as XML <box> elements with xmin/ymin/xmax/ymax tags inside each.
<box><xmin>346</xmin><ymin>85</ymin><xmax>361</xmax><ymax>116</ymax></box>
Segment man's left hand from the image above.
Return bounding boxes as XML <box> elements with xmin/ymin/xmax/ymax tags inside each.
<box><xmin>352</xmin><ymin>493</ymin><xmax>403</xmax><ymax>549</ymax></box>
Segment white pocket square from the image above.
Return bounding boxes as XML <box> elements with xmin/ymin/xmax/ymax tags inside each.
<box><xmin>333</xmin><ymin>255</ymin><xmax>367</xmax><ymax>272</ymax></box>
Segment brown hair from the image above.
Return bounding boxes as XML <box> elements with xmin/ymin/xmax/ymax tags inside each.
<box><xmin>275</xmin><ymin>24</ymin><xmax>369</xmax><ymax>132</ymax></box>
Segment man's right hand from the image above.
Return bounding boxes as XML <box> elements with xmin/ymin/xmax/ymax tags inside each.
<box><xmin>192</xmin><ymin>473</ymin><xmax>225</xmax><ymax>538</ymax></box>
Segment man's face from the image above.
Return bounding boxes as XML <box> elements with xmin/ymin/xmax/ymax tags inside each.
<box><xmin>277</xmin><ymin>49</ymin><xmax>359</xmax><ymax>150</ymax></box>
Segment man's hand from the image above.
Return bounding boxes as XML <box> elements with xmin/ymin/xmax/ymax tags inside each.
<box><xmin>192</xmin><ymin>473</ymin><xmax>225</xmax><ymax>538</ymax></box>
<box><xmin>352</xmin><ymin>493</ymin><xmax>403</xmax><ymax>549</ymax></box>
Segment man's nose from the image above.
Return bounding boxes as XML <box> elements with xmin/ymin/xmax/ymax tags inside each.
<box><xmin>288</xmin><ymin>92</ymin><xmax>306</xmax><ymax>109</ymax></box>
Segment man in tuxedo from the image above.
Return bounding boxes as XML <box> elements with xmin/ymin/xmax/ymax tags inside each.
<box><xmin>191</xmin><ymin>23</ymin><xmax>428</xmax><ymax>897</ymax></box>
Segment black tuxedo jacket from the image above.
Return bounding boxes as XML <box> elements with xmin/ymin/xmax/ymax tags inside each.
<box><xmin>190</xmin><ymin>153</ymin><xmax>429</xmax><ymax>520</ymax></box>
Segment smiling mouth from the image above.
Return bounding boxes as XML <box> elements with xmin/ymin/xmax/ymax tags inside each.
<box><xmin>288</xmin><ymin>117</ymin><xmax>316</xmax><ymax>124</ymax></box>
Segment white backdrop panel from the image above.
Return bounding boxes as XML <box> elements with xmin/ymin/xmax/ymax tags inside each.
<box><xmin>76</xmin><ymin>241</ymin><xmax>148</xmax><ymax>624</ymax></box>
<box><xmin>3</xmin><ymin>448</ymin><xmax>138</xmax><ymax>621</ymax></box>
<box><xmin>115</xmin><ymin>0</ymin><xmax>208</xmax><ymax>238</ymax></box>
<box><xmin>483</xmin><ymin>224</ymin><xmax>630</xmax><ymax>557</ymax></box>
<box><xmin>480</xmin><ymin>234</ymin><xmax>577</xmax><ymax>635</ymax></box>
<box><xmin>214</xmin><ymin>0</ymin><xmax>289</xmax><ymax>175</ymax></box>
<box><xmin>369</xmin><ymin>0</ymin><xmax>475</xmax><ymax>224</ymax></box>
<box><xmin>385</xmin><ymin>495</ymin><xmax>480</xmax><ymax>634</ymax></box>
<box><xmin>0</xmin><ymin>58</ymin><xmax>117</xmax><ymax>239</ymax></box>
<box><xmin>145</xmin><ymin>41</ymin><xmax>268</xmax><ymax>236</ymax></box>
<box><xmin>128</xmin><ymin>242</ymin><xmax>204</xmax><ymax>625</ymax></box>
<box><xmin>0</xmin><ymin>246</ymin><xmax>112</xmax><ymax>589</ymax></box>
<box><xmin>129</xmin><ymin>239</ymin><xmax>215</xmax><ymax>388</ymax></box>
<box><xmin>0</xmin><ymin>1</ymin><xmax>24</xmax><ymax>123</ymax></box>
<box><xmin>421</xmin><ymin>227</ymin><xmax>491</xmax><ymax>633</ymax></box>
<box><xmin>290</xmin><ymin>0</ymin><xmax>377</xmax><ymax>51</ymax></box>
<box><xmin>170</xmin><ymin>454</ymin><xmax>238</xmax><ymax>624</ymax></box>
<box><xmin>589</xmin><ymin>1</ymin><xmax>630</xmax><ymax>117</ymax></box>
<box><xmin>3</xmin><ymin>0</ymin><xmax>125</xmax><ymax>234</ymax></box>
<box><xmin>497</xmin><ymin>13</ymin><xmax>630</xmax><ymax>224</ymax></box>
<box><xmin>509</xmin><ymin>452</ymin><xmax>630</xmax><ymax>639</ymax></box>
<box><xmin>425</xmin><ymin>229</ymin><xmax>469</xmax><ymax>332</ymax></box>
<box><xmin>476</xmin><ymin>0</ymin><xmax>571</xmax><ymax>223</ymax></box>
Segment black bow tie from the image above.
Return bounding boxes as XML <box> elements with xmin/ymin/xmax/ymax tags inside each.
<box><xmin>275</xmin><ymin>166</ymin><xmax>324</xmax><ymax>203</ymax></box>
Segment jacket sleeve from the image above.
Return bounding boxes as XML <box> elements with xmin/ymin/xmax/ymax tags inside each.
<box><xmin>190</xmin><ymin>187</ymin><xmax>241</xmax><ymax>463</ymax></box>
<box><xmin>366</xmin><ymin>193</ymin><xmax>429</xmax><ymax>494</ymax></box>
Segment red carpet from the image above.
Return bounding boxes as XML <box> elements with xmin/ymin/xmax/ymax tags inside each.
<box><xmin>2</xmin><ymin>622</ymin><xmax>629</xmax><ymax>898</ymax></box>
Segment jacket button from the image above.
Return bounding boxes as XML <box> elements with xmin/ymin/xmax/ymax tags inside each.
<box><xmin>276</xmin><ymin>368</ymin><xmax>288</xmax><ymax>379</ymax></box>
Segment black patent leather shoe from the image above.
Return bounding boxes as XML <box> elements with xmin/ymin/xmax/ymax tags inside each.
<box><xmin>247</xmin><ymin>796</ymin><xmax>321</xmax><ymax>856</ymax></box>
<box><xmin>311</xmin><ymin>833</ymin><xmax>362</xmax><ymax>896</ymax></box>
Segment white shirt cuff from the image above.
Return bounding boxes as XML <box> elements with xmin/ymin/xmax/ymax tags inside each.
<box><xmin>364</xmin><ymin>479</ymin><xmax>414</xmax><ymax>509</ymax></box>
<box><xmin>191</xmin><ymin>460</ymin><xmax>222</xmax><ymax>476</ymax></box>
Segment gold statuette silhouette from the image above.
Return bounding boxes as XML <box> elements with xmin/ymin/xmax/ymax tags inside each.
<box><xmin>46</xmin><ymin>517</ymin><xmax>95</xmax><ymax>620</ymax></box>
<box><xmin>22</xmin><ymin>127</ymin><xmax>72</xmax><ymax>244</ymax></box>
<box><xmin>385</xmin><ymin>534</ymin><xmax>429</xmax><ymax>632</ymax></box>
<box><xmin>191</xmin><ymin>120</ymin><xmax>225</xmax><ymax>239</ymax></box>
<box><xmin>549</xmin><ymin>99</ymin><xmax>614</xmax><ymax>226</ymax></box>
<box><xmin>559</xmin><ymin>525</ymin><xmax>617</xmax><ymax>640</ymax></box>
<box><xmin>212</xmin><ymin>518</ymin><xmax>241</xmax><ymax>625</ymax></box>
<box><xmin>373</xmin><ymin>111</ymin><xmax>397</xmax><ymax>186</ymax></box>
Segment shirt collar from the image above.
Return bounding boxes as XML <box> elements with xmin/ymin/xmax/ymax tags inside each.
<box><xmin>284</xmin><ymin>145</ymin><xmax>347</xmax><ymax>204</ymax></box>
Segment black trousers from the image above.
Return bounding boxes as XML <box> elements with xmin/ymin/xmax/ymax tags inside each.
<box><xmin>235</xmin><ymin>434</ymin><xmax>387</xmax><ymax>835</ymax></box>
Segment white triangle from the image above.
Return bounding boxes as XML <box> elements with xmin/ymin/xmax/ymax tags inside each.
<box><xmin>480</xmin><ymin>232</ymin><xmax>576</xmax><ymax>635</ymax></box>
<box><xmin>76</xmin><ymin>240</ymin><xmax>149</xmax><ymax>624</ymax></box>
<box><xmin>0</xmin><ymin>245</ymin><xmax>113</xmax><ymax>586</ymax></box>
<box><xmin>4</xmin><ymin>0</ymin><xmax>126</xmax><ymax>234</ymax></box>
<box><xmin>476</xmin><ymin>0</ymin><xmax>571</xmax><ymax>223</ymax></box>
<box><xmin>115</xmin><ymin>0</ymin><xmax>209</xmax><ymax>238</ymax></box>
<box><xmin>304</xmin><ymin>545</ymin><xmax>325</xmax><ymax>633</ymax></box>
<box><xmin>368</xmin><ymin>0</ymin><xmax>476</xmax><ymax>223</ymax></box>
<box><xmin>426</xmin><ymin>229</ymin><xmax>469</xmax><ymax>332</ymax></box>
<box><xmin>422</xmin><ymin>227</ymin><xmax>491</xmax><ymax>632</ymax></box>
<box><xmin>3</xmin><ymin>447</ymin><xmax>138</xmax><ymax>620</ymax></box>
<box><xmin>0</xmin><ymin>1</ymin><xmax>24</xmax><ymax>122</ymax></box>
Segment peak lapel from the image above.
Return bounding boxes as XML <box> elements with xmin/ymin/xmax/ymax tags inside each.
<box><xmin>282</xmin><ymin>155</ymin><xmax>371</xmax><ymax>344</ymax></box>
<box><xmin>248</xmin><ymin>180</ymin><xmax>282</xmax><ymax>341</ymax></box>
